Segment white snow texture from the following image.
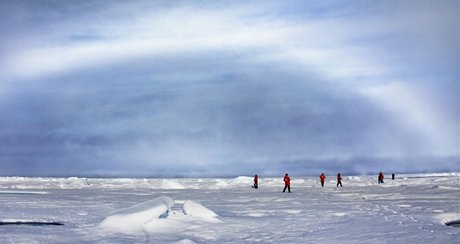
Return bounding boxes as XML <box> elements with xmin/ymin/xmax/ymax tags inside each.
<box><xmin>0</xmin><ymin>173</ymin><xmax>459</xmax><ymax>243</ymax></box>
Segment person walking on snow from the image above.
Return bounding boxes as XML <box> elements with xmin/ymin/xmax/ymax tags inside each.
<box><xmin>320</xmin><ymin>173</ymin><xmax>326</xmax><ymax>187</ymax></box>
<box><xmin>378</xmin><ymin>172</ymin><xmax>384</xmax><ymax>184</ymax></box>
<box><xmin>283</xmin><ymin>173</ymin><xmax>291</xmax><ymax>193</ymax></box>
<box><xmin>253</xmin><ymin>174</ymin><xmax>259</xmax><ymax>189</ymax></box>
<box><xmin>336</xmin><ymin>173</ymin><xmax>343</xmax><ymax>187</ymax></box>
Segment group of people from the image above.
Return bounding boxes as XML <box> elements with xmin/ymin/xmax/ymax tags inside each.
<box><xmin>252</xmin><ymin>172</ymin><xmax>396</xmax><ymax>192</ymax></box>
<box><xmin>319</xmin><ymin>173</ymin><xmax>343</xmax><ymax>187</ymax></box>
<box><xmin>252</xmin><ymin>173</ymin><xmax>292</xmax><ymax>192</ymax></box>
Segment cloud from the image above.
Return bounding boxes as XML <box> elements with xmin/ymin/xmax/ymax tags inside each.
<box><xmin>0</xmin><ymin>0</ymin><xmax>458</xmax><ymax>177</ymax></box>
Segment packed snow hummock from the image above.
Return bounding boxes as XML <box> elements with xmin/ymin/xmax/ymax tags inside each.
<box><xmin>99</xmin><ymin>196</ymin><xmax>221</xmax><ymax>234</ymax></box>
<box><xmin>0</xmin><ymin>174</ymin><xmax>459</xmax><ymax>243</ymax></box>
<box><xmin>182</xmin><ymin>200</ymin><xmax>221</xmax><ymax>222</ymax></box>
<box><xmin>160</xmin><ymin>180</ymin><xmax>186</xmax><ymax>189</ymax></box>
<box><xmin>99</xmin><ymin>196</ymin><xmax>174</xmax><ymax>233</ymax></box>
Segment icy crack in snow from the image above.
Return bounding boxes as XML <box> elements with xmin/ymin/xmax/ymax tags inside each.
<box><xmin>445</xmin><ymin>220</ymin><xmax>460</xmax><ymax>228</ymax></box>
<box><xmin>0</xmin><ymin>191</ymin><xmax>48</xmax><ymax>195</ymax></box>
<box><xmin>0</xmin><ymin>220</ymin><xmax>63</xmax><ymax>226</ymax></box>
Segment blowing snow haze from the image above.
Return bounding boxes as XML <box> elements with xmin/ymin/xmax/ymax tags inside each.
<box><xmin>0</xmin><ymin>0</ymin><xmax>458</xmax><ymax>177</ymax></box>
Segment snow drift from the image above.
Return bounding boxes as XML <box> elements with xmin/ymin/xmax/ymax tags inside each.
<box><xmin>183</xmin><ymin>200</ymin><xmax>221</xmax><ymax>223</ymax></box>
<box><xmin>160</xmin><ymin>179</ymin><xmax>186</xmax><ymax>189</ymax></box>
<box><xmin>99</xmin><ymin>196</ymin><xmax>174</xmax><ymax>232</ymax></box>
<box><xmin>99</xmin><ymin>196</ymin><xmax>222</xmax><ymax>234</ymax></box>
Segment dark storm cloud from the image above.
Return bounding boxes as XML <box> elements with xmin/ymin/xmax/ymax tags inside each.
<box><xmin>0</xmin><ymin>0</ymin><xmax>458</xmax><ymax>177</ymax></box>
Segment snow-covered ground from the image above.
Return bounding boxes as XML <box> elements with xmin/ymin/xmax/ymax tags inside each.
<box><xmin>0</xmin><ymin>173</ymin><xmax>459</xmax><ymax>243</ymax></box>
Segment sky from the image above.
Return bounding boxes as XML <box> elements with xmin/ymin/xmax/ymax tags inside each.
<box><xmin>0</xmin><ymin>0</ymin><xmax>458</xmax><ymax>177</ymax></box>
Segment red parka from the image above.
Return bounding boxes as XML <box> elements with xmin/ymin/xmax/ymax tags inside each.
<box><xmin>320</xmin><ymin>173</ymin><xmax>326</xmax><ymax>182</ymax></box>
<box><xmin>284</xmin><ymin>175</ymin><xmax>291</xmax><ymax>186</ymax></box>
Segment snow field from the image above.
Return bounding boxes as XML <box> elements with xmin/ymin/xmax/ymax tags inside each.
<box><xmin>0</xmin><ymin>173</ymin><xmax>459</xmax><ymax>243</ymax></box>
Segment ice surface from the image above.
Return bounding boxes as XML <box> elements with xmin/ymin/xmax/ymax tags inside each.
<box><xmin>99</xmin><ymin>196</ymin><xmax>174</xmax><ymax>233</ymax></box>
<box><xmin>0</xmin><ymin>173</ymin><xmax>459</xmax><ymax>243</ymax></box>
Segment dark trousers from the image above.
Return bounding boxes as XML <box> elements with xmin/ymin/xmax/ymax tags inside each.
<box><xmin>283</xmin><ymin>185</ymin><xmax>291</xmax><ymax>192</ymax></box>
<box><xmin>337</xmin><ymin>182</ymin><xmax>342</xmax><ymax>187</ymax></box>
<box><xmin>321</xmin><ymin>181</ymin><xmax>324</xmax><ymax>187</ymax></box>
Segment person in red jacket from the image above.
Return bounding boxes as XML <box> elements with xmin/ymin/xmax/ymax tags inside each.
<box><xmin>319</xmin><ymin>173</ymin><xmax>326</xmax><ymax>187</ymax></box>
<box><xmin>336</xmin><ymin>173</ymin><xmax>343</xmax><ymax>187</ymax></box>
<box><xmin>378</xmin><ymin>172</ymin><xmax>384</xmax><ymax>184</ymax></box>
<box><xmin>283</xmin><ymin>173</ymin><xmax>291</xmax><ymax>193</ymax></box>
<box><xmin>253</xmin><ymin>174</ymin><xmax>259</xmax><ymax>189</ymax></box>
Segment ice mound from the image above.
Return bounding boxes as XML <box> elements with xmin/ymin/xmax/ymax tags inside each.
<box><xmin>99</xmin><ymin>196</ymin><xmax>174</xmax><ymax>232</ymax></box>
<box><xmin>212</xmin><ymin>180</ymin><xmax>229</xmax><ymax>189</ymax></box>
<box><xmin>160</xmin><ymin>179</ymin><xmax>186</xmax><ymax>189</ymax></box>
<box><xmin>183</xmin><ymin>200</ymin><xmax>221</xmax><ymax>222</ymax></box>
<box><xmin>175</xmin><ymin>239</ymin><xmax>198</xmax><ymax>244</ymax></box>
<box><xmin>229</xmin><ymin>176</ymin><xmax>253</xmax><ymax>185</ymax></box>
<box><xmin>212</xmin><ymin>176</ymin><xmax>252</xmax><ymax>189</ymax></box>
<box><xmin>100</xmin><ymin>197</ymin><xmax>221</xmax><ymax>234</ymax></box>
